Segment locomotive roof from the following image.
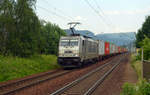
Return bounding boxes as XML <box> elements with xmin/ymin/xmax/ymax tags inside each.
<box><xmin>61</xmin><ymin>35</ymin><xmax>97</xmax><ymax>42</ymax></box>
<box><xmin>70</xmin><ymin>34</ymin><xmax>92</xmax><ymax>38</ymax></box>
<box><xmin>61</xmin><ymin>34</ymin><xmax>92</xmax><ymax>39</ymax></box>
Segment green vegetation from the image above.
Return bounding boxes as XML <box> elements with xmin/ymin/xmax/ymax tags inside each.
<box><xmin>130</xmin><ymin>54</ymin><xmax>142</xmax><ymax>80</ymax></box>
<box><xmin>136</xmin><ymin>16</ymin><xmax>150</xmax><ymax>60</ymax></box>
<box><xmin>121</xmin><ymin>54</ymin><xmax>150</xmax><ymax>95</ymax></box>
<box><xmin>0</xmin><ymin>0</ymin><xmax>66</xmax><ymax>82</ymax></box>
<box><xmin>136</xmin><ymin>16</ymin><xmax>150</xmax><ymax>48</ymax></box>
<box><xmin>140</xmin><ymin>37</ymin><xmax>150</xmax><ymax>60</ymax></box>
<box><xmin>121</xmin><ymin>81</ymin><xmax>150</xmax><ymax>95</ymax></box>
<box><xmin>135</xmin><ymin>37</ymin><xmax>150</xmax><ymax>60</ymax></box>
<box><xmin>0</xmin><ymin>0</ymin><xmax>66</xmax><ymax>57</ymax></box>
<box><xmin>0</xmin><ymin>55</ymin><xmax>59</xmax><ymax>82</ymax></box>
<box><xmin>121</xmin><ymin>15</ymin><xmax>150</xmax><ymax>95</ymax></box>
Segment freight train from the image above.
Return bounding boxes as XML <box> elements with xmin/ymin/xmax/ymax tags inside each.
<box><xmin>58</xmin><ymin>34</ymin><xmax>127</xmax><ymax>68</ymax></box>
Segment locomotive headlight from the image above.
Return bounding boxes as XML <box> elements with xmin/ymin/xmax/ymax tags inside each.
<box><xmin>59</xmin><ymin>54</ymin><xmax>62</xmax><ymax>56</ymax></box>
<box><xmin>73</xmin><ymin>54</ymin><xmax>78</xmax><ymax>57</ymax></box>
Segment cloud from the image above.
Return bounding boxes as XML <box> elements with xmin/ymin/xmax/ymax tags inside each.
<box><xmin>104</xmin><ymin>8</ymin><xmax>150</xmax><ymax>15</ymax></box>
<box><xmin>73</xmin><ymin>16</ymin><xmax>87</xmax><ymax>21</ymax></box>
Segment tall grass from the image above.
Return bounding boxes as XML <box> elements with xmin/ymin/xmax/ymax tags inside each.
<box><xmin>0</xmin><ymin>55</ymin><xmax>60</xmax><ymax>82</ymax></box>
<box><xmin>130</xmin><ymin>54</ymin><xmax>142</xmax><ymax>80</ymax></box>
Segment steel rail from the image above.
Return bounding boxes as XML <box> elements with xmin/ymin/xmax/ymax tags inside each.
<box><xmin>0</xmin><ymin>70</ymin><xmax>72</xmax><ymax>95</ymax></box>
<box><xmin>0</xmin><ymin>69</ymin><xmax>61</xmax><ymax>88</ymax></box>
<box><xmin>50</xmin><ymin>56</ymin><xmax>119</xmax><ymax>95</ymax></box>
<box><xmin>84</xmin><ymin>57</ymin><xmax>123</xmax><ymax>95</ymax></box>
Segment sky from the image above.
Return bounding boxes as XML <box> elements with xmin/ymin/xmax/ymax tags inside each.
<box><xmin>36</xmin><ymin>0</ymin><xmax>150</xmax><ymax>34</ymax></box>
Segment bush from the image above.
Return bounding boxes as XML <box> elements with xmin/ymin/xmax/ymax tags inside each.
<box><xmin>141</xmin><ymin>37</ymin><xmax>150</xmax><ymax>60</ymax></box>
<box><xmin>121</xmin><ymin>83</ymin><xmax>136</xmax><ymax>95</ymax></box>
<box><xmin>121</xmin><ymin>80</ymin><xmax>150</xmax><ymax>95</ymax></box>
<box><xmin>138</xmin><ymin>80</ymin><xmax>150</xmax><ymax>95</ymax></box>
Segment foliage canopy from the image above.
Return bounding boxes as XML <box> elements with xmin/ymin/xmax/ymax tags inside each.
<box><xmin>136</xmin><ymin>16</ymin><xmax>150</xmax><ymax>60</ymax></box>
<box><xmin>0</xmin><ymin>0</ymin><xmax>66</xmax><ymax>57</ymax></box>
<box><xmin>136</xmin><ymin>16</ymin><xmax>150</xmax><ymax>48</ymax></box>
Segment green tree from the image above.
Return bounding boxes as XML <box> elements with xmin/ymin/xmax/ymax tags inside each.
<box><xmin>0</xmin><ymin>0</ymin><xmax>40</xmax><ymax>57</ymax></box>
<box><xmin>0</xmin><ymin>0</ymin><xmax>15</xmax><ymax>55</ymax></box>
<box><xmin>0</xmin><ymin>0</ymin><xmax>66</xmax><ymax>57</ymax></box>
<box><xmin>136</xmin><ymin>16</ymin><xmax>150</xmax><ymax>48</ymax></box>
<box><xmin>40</xmin><ymin>22</ymin><xmax>66</xmax><ymax>55</ymax></box>
<box><xmin>141</xmin><ymin>37</ymin><xmax>150</xmax><ymax>60</ymax></box>
<box><xmin>10</xmin><ymin>0</ymin><xmax>40</xmax><ymax>57</ymax></box>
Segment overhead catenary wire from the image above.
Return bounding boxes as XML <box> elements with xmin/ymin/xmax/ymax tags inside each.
<box><xmin>37</xmin><ymin>5</ymin><xmax>72</xmax><ymax>21</ymax></box>
<box><xmin>84</xmin><ymin>0</ymin><xmax>112</xmax><ymax>28</ymax></box>
<box><xmin>37</xmin><ymin>0</ymin><xmax>135</xmax><ymax>44</ymax></box>
<box><xmin>41</xmin><ymin>0</ymin><xmax>96</xmax><ymax>31</ymax></box>
<box><xmin>93</xmin><ymin>0</ymin><xmax>113</xmax><ymax>26</ymax></box>
<box><xmin>41</xmin><ymin>0</ymin><xmax>74</xmax><ymax>21</ymax></box>
<box><xmin>84</xmin><ymin>0</ymin><xmax>135</xmax><ymax>46</ymax></box>
<box><xmin>88</xmin><ymin>0</ymin><xmax>135</xmax><ymax>41</ymax></box>
<box><xmin>92</xmin><ymin>0</ymin><xmax>131</xmax><ymax>34</ymax></box>
<box><xmin>84</xmin><ymin>0</ymin><xmax>117</xmax><ymax>35</ymax></box>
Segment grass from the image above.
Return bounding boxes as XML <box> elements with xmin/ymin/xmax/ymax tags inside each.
<box><xmin>0</xmin><ymin>55</ymin><xmax>60</xmax><ymax>82</ymax></box>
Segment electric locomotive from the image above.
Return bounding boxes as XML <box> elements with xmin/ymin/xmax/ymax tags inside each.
<box><xmin>58</xmin><ymin>34</ymin><xmax>99</xmax><ymax>67</ymax></box>
<box><xmin>57</xmin><ymin>22</ymin><xmax>128</xmax><ymax>68</ymax></box>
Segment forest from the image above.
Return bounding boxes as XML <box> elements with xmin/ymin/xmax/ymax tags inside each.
<box><xmin>0</xmin><ymin>0</ymin><xmax>66</xmax><ymax>57</ymax></box>
<box><xmin>0</xmin><ymin>0</ymin><xmax>66</xmax><ymax>82</ymax></box>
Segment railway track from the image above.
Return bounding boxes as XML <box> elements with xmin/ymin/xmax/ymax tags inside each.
<box><xmin>0</xmin><ymin>54</ymin><xmax>122</xmax><ymax>95</ymax></box>
<box><xmin>51</xmin><ymin>54</ymin><xmax>126</xmax><ymax>95</ymax></box>
<box><xmin>0</xmin><ymin>57</ymin><xmax>112</xmax><ymax>95</ymax></box>
<box><xmin>0</xmin><ymin>69</ymin><xmax>72</xmax><ymax>95</ymax></box>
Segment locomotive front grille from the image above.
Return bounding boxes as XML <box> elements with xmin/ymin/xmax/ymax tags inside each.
<box><xmin>58</xmin><ymin>57</ymin><xmax>80</xmax><ymax>62</ymax></box>
<box><xmin>64</xmin><ymin>51</ymin><xmax>73</xmax><ymax>53</ymax></box>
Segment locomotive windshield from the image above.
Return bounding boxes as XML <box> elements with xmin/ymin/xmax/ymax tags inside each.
<box><xmin>60</xmin><ymin>40</ymin><xmax>78</xmax><ymax>46</ymax></box>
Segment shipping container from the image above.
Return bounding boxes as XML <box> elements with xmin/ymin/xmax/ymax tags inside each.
<box><xmin>123</xmin><ymin>48</ymin><xmax>125</xmax><ymax>52</ymax></box>
<box><xmin>112</xmin><ymin>44</ymin><xmax>116</xmax><ymax>54</ymax></box>
<box><xmin>105</xmin><ymin>42</ymin><xmax>110</xmax><ymax>55</ymax></box>
<box><xmin>121</xmin><ymin>47</ymin><xmax>123</xmax><ymax>53</ymax></box>
<box><xmin>109</xmin><ymin>43</ymin><xmax>113</xmax><ymax>54</ymax></box>
<box><xmin>120</xmin><ymin>47</ymin><xmax>122</xmax><ymax>53</ymax></box>
<box><xmin>115</xmin><ymin>45</ymin><xmax>118</xmax><ymax>54</ymax></box>
<box><xmin>98</xmin><ymin>40</ymin><xmax>105</xmax><ymax>55</ymax></box>
<box><xmin>110</xmin><ymin>43</ymin><xmax>115</xmax><ymax>54</ymax></box>
<box><xmin>118</xmin><ymin>46</ymin><xmax>121</xmax><ymax>53</ymax></box>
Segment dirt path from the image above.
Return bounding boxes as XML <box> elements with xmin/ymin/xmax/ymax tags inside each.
<box><xmin>93</xmin><ymin>56</ymin><xmax>138</xmax><ymax>95</ymax></box>
<box><xmin>122</xmin><ymin>61</ymin><xmax>138</xmax><ymax>84</ymax></box>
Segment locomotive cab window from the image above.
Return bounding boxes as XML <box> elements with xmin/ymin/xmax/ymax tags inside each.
<box><xmin>70</xmin><ymin>40</ymin><xmax>78</xmax><ymax>46</ymax></box>
<box><xmin>60</xmin><ymin>40</ymin><xmax>78</xmax><ymax>46</ymax></box>
<box><xmin>60</xmin><ymin>40</ymin><xmax>69</xmax><ymax>46</ymax></box>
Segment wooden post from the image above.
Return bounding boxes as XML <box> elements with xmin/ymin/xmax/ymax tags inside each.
<box><xmin>142</xmin><ymin>48</ymin><xmax>143</xmax><ymax>62</ymax></box>
<box><xmin>141</xmin><ymin>48</ymin><xmax>143</xmax><ymax>79</ymax></box>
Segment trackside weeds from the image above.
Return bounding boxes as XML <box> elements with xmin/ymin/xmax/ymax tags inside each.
<box><xmin>0</xmin><ymin>55</ymin><xmax>60</xmax><ymax>82</ymax></box>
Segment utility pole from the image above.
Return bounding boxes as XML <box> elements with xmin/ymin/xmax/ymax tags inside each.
<box><xmin>68</xmin><ymin>22</ymin><xmax>81</xmax><ymax>35</ymax></box>
<box><xmin>141</xmin><ymin>48</ymin><xmax>143</xmax><ymax>79</ymax></box>
<box><xmin>142</xmin><ymin>48</ymin><xmax>144</xmax><ymax>62</ymax></box>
